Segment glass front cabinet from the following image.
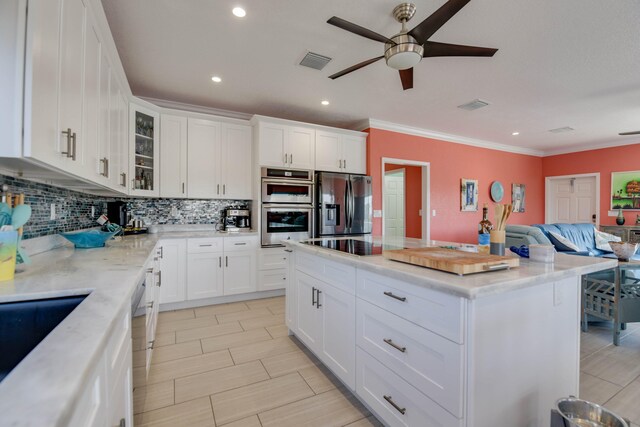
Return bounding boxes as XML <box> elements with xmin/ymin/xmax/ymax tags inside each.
<box><xmin>129</xmin><ymin>103</ymin><xmax>160</xmax><ymax>197</ymax></box>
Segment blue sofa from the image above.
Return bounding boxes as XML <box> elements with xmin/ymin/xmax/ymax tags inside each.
<box><xmin>506</xmin><ymin>223</ymin><xmax>605</xmax><ymax>257</ymax></box>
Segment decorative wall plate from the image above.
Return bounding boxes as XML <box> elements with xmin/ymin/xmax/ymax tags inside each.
<box><xmin>490</xmin><ymin>181</ymin><xmax>504</xmax><ymax>202</ymax></box>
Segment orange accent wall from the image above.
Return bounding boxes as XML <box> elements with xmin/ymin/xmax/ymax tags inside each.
<box><xmin>384</xmin><ymin>164</ymin><xmax>422</xmax><ymax>238</ymax></box>
<box><xmin>366</xmin><ymin>128</ymin><xmax>545</xmax><ymax>244</ymax></box>
<box><xmin>542</xmin><ymin>142</ymin><xmax>640</xmax><ymax>226</ymax></box>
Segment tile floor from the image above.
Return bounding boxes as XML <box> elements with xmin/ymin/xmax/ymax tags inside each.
<box><xmin>132</xmin><ymin>296</ymin><xmax>381</xmax><ymax>427</ymax></box>
<box><xmin>133</xmin><ymin>296</ymin><xmax>640</xmax><ymax>426</ymax></box>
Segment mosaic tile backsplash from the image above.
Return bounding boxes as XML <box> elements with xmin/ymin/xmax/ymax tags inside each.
<box><xmin>0</xmin><ymin>174</ymin><xmax>250</xmax><ymax>239</ymax></box>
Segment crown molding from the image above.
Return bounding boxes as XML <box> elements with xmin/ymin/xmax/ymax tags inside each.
<box><xmin>362</xmin><ymin>118</ymin><xmax>545</xmax><ymax>157</ymax></box>
<box><xmin>541</xmin><ymin>138</ymin><xmax>640</xmax><ymax>157</ymax></box>
<box><xmin>139</xmin><ymin>97</ymin><xmax>253</xmax><ymax>121</ymax></box>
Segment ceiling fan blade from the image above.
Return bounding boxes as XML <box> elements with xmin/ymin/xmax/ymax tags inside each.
<box><xmin>619</xmin><ymin>131</ymin><xmax>640</xmax><ymax>136</ymax></box>
<box><xmin>423</xmin><ymin>41</ymin><xmax>498</xmax><ymax>57</ymax></box>
<box><xmin>327</xmin><ymin>16</ymin><xmax>396</xmax><ymax>45</ymax></box>
<box><xmin>328</xmin><ymin>56</ymin><xmax>384</xmax><ymax>80</ymax></box>
<box><xmin>399</xmin><ymin>68</ymin><xmax>413</xmax><ymax>90</ymax></box>
<box><xmin>408</xmin><ymin>0</ymin><xmax>471</xmax><ymax>44</ymax></box>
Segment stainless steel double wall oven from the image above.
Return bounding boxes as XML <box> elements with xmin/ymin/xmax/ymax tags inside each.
<box><xmin>261</xmin><ymin>167</ymin><xmax>314</xmax><ymax>247</ymax></box>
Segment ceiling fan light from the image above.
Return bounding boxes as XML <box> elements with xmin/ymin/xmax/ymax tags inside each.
<box><xmin>386</xmin><ymin>51</ymin><xmax>422</xmax><ymax>70</ymax></box>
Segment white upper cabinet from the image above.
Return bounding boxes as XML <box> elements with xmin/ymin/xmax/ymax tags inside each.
<box><xmin>82</xmin><ymin>13</ymin><xmax>101</xmax><ymax>179</ymax></box>
<box><xmin>115</xmin><ymin>93</ymin><xmax>129</xmax><ymax>191</ymax></box>
<box><xmin>160</xmin><ymin>114</ymin><xmax>188</xmax><ymax>198</ymax></box>
<box><xmin>221</xmin><ymin>123</ymin><xmax>252</xmax><ymax>199</ymax></box>
<box><xmin>187</xmin><ymin>118</ymin><xmax>252</xmax><ymax>200</ymax></box>
<box><xmin>129</xmin><ymin>103</ymin><xmax>160</xmax><ymax>197</ymax></box>
<box><xmin>315</xmin><ymin>131</ymin><xmax>366</xmax><ymax>174</ymax></box>
<box><xmin>257</xmin><ymin>121</ymin><xmax>315</xmax><ymax>169</ymax></box>
<box><xmin>187</xmin><ymin>118</ymin><xmax>221</xmax><ymax>198</ymax></box>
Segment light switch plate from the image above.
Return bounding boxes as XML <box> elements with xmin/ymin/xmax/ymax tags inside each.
<box><xmin>50</xmin><ymin>203</ymin><xmax>56</xmax><ymax>220</ymax></box>
<box><xmin>373</xmin><ymin>210</ymin><xmax>382</xmax><ymax>218</ymax></box>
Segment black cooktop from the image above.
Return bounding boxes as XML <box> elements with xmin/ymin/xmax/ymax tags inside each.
<box><xmin>303</xmin><ymin>239</ymin><xmax>405</xmax><ymax>256</ymax></box>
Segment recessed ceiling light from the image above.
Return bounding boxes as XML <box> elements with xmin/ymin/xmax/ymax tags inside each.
<box><xmin>211</xmin><ymin>76</ymin><xmax>222</xmax><ymax>83</ymax></box>
<box><xmin>321</xmin><ymin>100</ymin><xmax>330</xmax><ymax>106</ymax></box>
<box><xmin>512</xmin><ymin>131</ymin><xmax>520</xmax><ymax>136</ymax></box>
<box><xmin>232</xmin><ymin>7</ymin><xmax>246</xmax><ymax>17</ymax></box>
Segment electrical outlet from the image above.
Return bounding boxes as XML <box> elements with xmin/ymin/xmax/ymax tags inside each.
<box><xmin>170</xmin><ymin>206</ymin><xmax>179</xmax><ymax>217</ymax></box>
<box><xmin>50</xmin><ymin>203</ymin><xmax>56</xmax><ymax>220</ymax></box>
<box><xmin>91</xmin><ymin>206</ymin><xmax>95</xmax><ymax>218</ymax></box>
<box><xmin>373</xmin><ymin>210</ymin><xmax>382</xmax><ymax>218</ymax></box>
<box><xmin>432</xmin><ymin>209</ymin><xmax>436</xmax><ymax>217</ymax></box>
<box><xmin>418</xmin><ymin>209</ymin><xmax>422</xmax><ymax>217</ymax></box>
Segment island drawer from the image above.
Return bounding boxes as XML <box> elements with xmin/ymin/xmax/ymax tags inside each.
<box><xmin>259</xmin><ymin>247</ymin><xmax>289</xmax><ymax>270</ymax></box>
<box><xmin>224</xmin><ymin>235</ymin><xmax>259</xmax><ymax>252</ymax></box>
<box><xmin>356</xmin><ymin>347</ymin><xmax>463</xmax><ymax>427</ymax></box>
<box><xmin>187</xmin><ymin>238</ymin><xmax>223</xmax><ymax>253</ymax></box>
<box><xmin>356</xmin><ymin>270</ymin><xmax>465</xmax><ymax>344</ymax></box>
<box><xmin>296</xmin><ymin>251</ymin><xmax>356</xmax><ymax>294</ymax></box>
<box><xmin>356</xmin><ymin>299</ymin><xmax>463</xmax><ymax>417</ymax></box>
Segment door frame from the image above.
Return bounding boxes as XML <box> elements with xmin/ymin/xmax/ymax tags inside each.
<box><xmin>545</xmin><ymin>173</ymin><xmax>600</xmax><ymax>226</ymax></box>
<box><xmin>384</xmin><ymin>168</ymin><xmax>406</xmax><ymax>239</ymax></box>
<box><xmin>381</xmin><ymin>157</ymin><xmax>431</xmax><ymax>241</ymax></box>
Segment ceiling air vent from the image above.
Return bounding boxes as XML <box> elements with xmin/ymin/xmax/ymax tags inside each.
<box><xmin>548</xmin><ymin>127</ymin><xmax>575</xmax><ymax>133</ymax></box>
<box><xmin>299</xmin><ymin>52</ymin><xmax>332</xmax><ymax>70</ymax></box>
<box><xmin>457</xmin><ymin>99</ymin><xmax>490</xmax><ymax>111</ymax></box>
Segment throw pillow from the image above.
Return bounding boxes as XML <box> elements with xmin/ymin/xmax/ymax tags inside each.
<box><xmin>594</xmin><ymin>228</ymin><xmax>621</xmax><ymax>252</ymax></box>
<box><xmin>548</xmin><ymin>230</ymin><xmax>580</xmax><ymax>252</ymax></box>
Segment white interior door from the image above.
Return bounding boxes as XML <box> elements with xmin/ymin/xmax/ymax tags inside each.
<box><xmin>547</xmin><ymin>176</ymin><xmax>597</xmax><ymax>224</ymax></box>
<box><xmin>384</xmin><ymin>169</ymin><xmax>405</xmax><ymax>238</ymax></box>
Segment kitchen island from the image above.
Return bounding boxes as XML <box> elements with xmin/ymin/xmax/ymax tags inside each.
<box><xmin>284</xmin><ymin>237</ymin><xmax>617</xmax><ymax>427</ymax></box>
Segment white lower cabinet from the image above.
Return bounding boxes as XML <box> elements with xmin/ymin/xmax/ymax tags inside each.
<box><xmin>187</xmin><ymin>251</ymin><xmax>224</xmax><ymax>300</ymax></box>
<box><xmin>356</xmin><ymin>348</ymin><xmax>462</xmax><ymax>427</ymax></box>
<box><xmin>158</xmin><ymin>239</ymin><xmax>187</xmax><ymax>304</ymax></box>
<box><xmin>224</xmin><ymin>251</ymin><xmax>257</xmax><ymax>295</ymax></box>
<box><xmin>258</xmin><ymin>247</ymin><xmax>290</xmax><ymax>291</ymax></box>
<box><xmin>294</xmin><ymin>269</ymin><xmax>356</xmax><ymax>390</ymax></box>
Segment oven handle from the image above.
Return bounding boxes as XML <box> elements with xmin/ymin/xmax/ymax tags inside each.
<box><xmin>262</xmin><ymin>204</ymin><xmax>314</xmax><ymax>210</ymax></box>
<box><xmin>262</xmin><ymin>179</ymin><xmax>314</xmax><ymax>186</ymax></box>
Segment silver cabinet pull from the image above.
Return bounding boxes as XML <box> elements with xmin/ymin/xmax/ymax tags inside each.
<box><xmin>289</xmin><ymin>153</ymin><xmax>293</xmax><ymax>164</ymax></box>
<box><xmin>383</xmin><ymin>291</ymin><xmax>407</xmax><ymax>302</ymax></box>
<box><xmin>217</xmin><ymin>184</ymin><xmax>220</xmax><ymax>195</ymax></box>
<box><xmin>147</xmin><ymin>301</ymin><xmax>154</xmax><ymax>308</ymax></box>
<box><xmin>225</xmin><ymin>256</ymin><xmax>228</xmax><ymax>267</ymax></box>
<box><xmin>284</xmin><ymin>249</ymin><xmax>293</xmax><ymax>253</ymax></box>
<box><xmin>71</xmin><ymin>131</ymin><xmax>77</xmax><ymax>160</ymax></box>
<box><xmin>156</xmin><ymin>270</ymin><xmax>162</xmax><ymax>287</ymax></box>
<box><xmin>312</xmin><ymin>286</ymin><xmax>317</xmax><ymax>306</ymax></box>
<box><xmin>316</xmin><ymin>289</ymin><xmax>322</xmax><ymax>308</ymax></box>
<box><xmin>159</xmin><ymin>246</ymin><xmax>164</xmax><ymax>259</ymax></box>
<box><xmin>383</xmin><ymin>395</ymin><xmax>406</xmax><ymax>415</ymax></box>
<box><xmin>234</xmin><ymin>242</ymin><xmax>246</xmax><ymax>245</ymax></box>
<box><xmin>219</xmin><ymin>256</ymin><xmax>222</xmax><ymax>268</ymax></box>
<box><xmin>131</xmin><ymin>178</ymin><xmax>136</xmax><ymax>190</ymax></box>
<box><xmin>182</xmin><ymin>182</ymin><xmax>185</xmax><ymax>194</ymax></box>
<box><xmin>147</xmin><ymin>340</ymin><xmax>155</xmax><ymax>350</ymax></box>
<box><xmin>146</xmin><ymin>268</ymin><xmax>153</xmax><ymax>273</ymax></box>
<box><xmin>383</xmin><ymin>338</ymin><xmax>407</xmax><ymax>353</ymax></box>
<box><xmin>199</xmin><ymin>244</ymin><xmax>213</xmax><ymax>247</ymax></box>
<box><xmin>100</xmin><ymin>157</ymin><xmax>109</xmax><ymax>177</ymax></box>
<box><xmin>343</xmin><ymin>159</ymin><xmax>346</xmax><ymax>169</ymax></box>
<box><xmin>61</xmin><ymin>128</ymin><xmax>73</xmax><ymax>158</ymax></box>
<box><xmin>223</xmin><ymin>184</ymin><xmax>226</xmax><ymax>195</ymax></box>
<box><xmin>118</xmin><ymin>418</ymin><xmax>126</xmax><ymax>427</ymax></box>
<box><xmin>283</xmin><ymin>153</ymin><xmax>288</xmax><ymax>164</ymax></box>
<box><xmin>120</xmin><ymin>172</ymin><xmax>127</xmax><ymax>187</ymax></box>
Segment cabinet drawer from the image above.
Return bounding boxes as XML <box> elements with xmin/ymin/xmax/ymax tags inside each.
<box><xmin>357</xmin><ymin>299</ymin><xmax>463</xmax><ymax>417</ymax></box>
<box><xmin>259</xmin><ymin>247</ymin><xmax>289</xmax><ymax>270</ymax></box>
<box><xmin>187</xmin><ymin>238</ymin><xmax>223</xmax><ymax>253</ymax></box>
<box><xmin>258</xmin><ymin>269</ymin><xmax>287</xmax><ymax>291</ymax></box>
<box><xmin>68</xmin><ymin>354</ymin><xmax>107</xmax><ymax>427</ymax></box>
<box><xmin>356</xmin><ymin>347</ymin><xmax>462</xmax><ymax>427</ymax></box>
<box><xmin>357</xmin><ymin>270</ymin><xmax>465</xmax><ymax>344</ymax></box>
<box><xmin>296</xmin><ymin>251</ymin><xmax>356</xmax><ymax>294</ymax></box>
<box><xmin>224</xmin><ymin>235</ymin><xmax>259</xmax><ymax>252</ymax></box>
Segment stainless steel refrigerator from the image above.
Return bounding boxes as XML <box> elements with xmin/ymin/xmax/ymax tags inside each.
<box><xmin>316</xmin><ymin>172</ymin><xmax>373</xmax><ymax>236</ymax></box>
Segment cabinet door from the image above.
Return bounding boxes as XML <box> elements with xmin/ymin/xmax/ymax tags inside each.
<box><xmin>221</xmin><ymin>124</ymin><xmax>252</xmax><ymax>199</ymax></box>
<box><xmin>318</xmin><ymin>282</ymin><xmax>356</xmax><ymax>389</ymax></box>
<box><xmin>24</xmin><ymin>0</ymin><xmax>62</xmax><ymax>165</ymax></box>
<box><xmin>315</xmin><ymin>131</ymin><xmax>342</xmax><ymax>173</ymax></box>
<box><xmin>341</xmin><ymin>135</ymin><xmax>367</xmax><ymax>174</ymax></box>
<box><xmin>108</xmin><ymin>349</ymin><xmax>133</xmax><ymax>427</ymax></box>
<box><xmin>117</xmin><ymin>94</ymin><xmax>129</xmax><ymax>192</ymax></box>
<box><xmin>82</xmin><ymin>16</ymin><xmax>101</xmax><ymax>181</ymax></box>
<box><xmin>130</xmin><ymin>104</ymin><xmax>160</xmax><ymax>197</ymax></box>
<box><xmin>160</xmin><ymin>115</ymin><xmax>188</xmax><ymax>198</ymax></box>
<box><xmin>158</xmin><ymin>240</ymin><xmax>187</xmax><ymax>304</ymax></box>
<box><xmin>295</xmin><ymin>272</ymin><xmax>322</xmax><ymax>351</ymax></box>
<box><xmin>258</xmin><ymin>270</ymin><xmax>287</xmax><ymax>291</ymax></box>
<box><xmin>107</xmin><ymin>74</ymin><xmax>123</xmax><ymax>189</ymax></box>
<box><xmin>187</xmin><ymin>252</ymin><xmax>224</xmax><ymax>300</ymax></box>
<box><xmin>188</xmin><ymin>118</ymin><xmax>221</xmax><ymax>198</ymax></box>
<box><xmin>97</xmin><ymin>51</ymin><xmax>111</xmax><ymax>183</ymax></box>
<box><xmin>258</xmin><ymin>122</ymin><xmax>286</xmax><ymax>167</ymax></box>
<box><xmin>223</xmin><ymin>251</ymin><xmax>257</xmax><ymax>295</ymax></box>
<box><xmin>58</xmin><ymin>0</ymin><xmax>86</xmax><ymax>173</ymax></box>
<box><xmin>287</xmin><ymin>127</ymin><xmax>315</xmax><ymax>169</ymax></box>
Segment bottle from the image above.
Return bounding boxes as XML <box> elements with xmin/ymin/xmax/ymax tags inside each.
<box><xmin>478</xmin><ymin>204</ymin><xmax>493</xmax><ymax>254</ymax></box>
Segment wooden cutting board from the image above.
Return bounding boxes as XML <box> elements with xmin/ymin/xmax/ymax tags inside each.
<box><xmin>383</xmin><ymin>247</ymin><xmax>519</xmax><ymax>276</ymax></box>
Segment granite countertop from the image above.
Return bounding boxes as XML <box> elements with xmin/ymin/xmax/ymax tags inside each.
<box><xmin>286</xmin><ymin>236</ymin><xmax>618</xmax><ymax>300</ymax></box>
<box><xmin>0</xmin><ymin>228</ymin><xmax>258</xmax><ymax>427</ymax></box>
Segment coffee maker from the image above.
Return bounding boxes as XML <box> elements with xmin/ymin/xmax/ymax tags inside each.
<box><xmin>224</xmin><ymin>207</ymin><xmax>250</xmax><ymax>232</ymax></box>
<box><xmin>107</xmin><ymin>201</ymin><xmax>130</xmax><ymax>227</ymax></box>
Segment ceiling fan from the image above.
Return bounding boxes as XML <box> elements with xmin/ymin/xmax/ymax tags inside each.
<box><xmin>619</xmin><ymin>131</ymin><xmax>640</xmax><ymax>136</ymax></box>
<box><xmin>327</xmin><ymin>0</ymin><xmax>498</xmax><ymax>90</ymax></box>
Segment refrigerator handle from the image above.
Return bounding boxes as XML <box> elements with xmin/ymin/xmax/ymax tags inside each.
<box><xmin>349</xmin><ymin>178</ymin><xmax>355</xmax><ymax>229</ymax></box>
<box><xmin>344</xmin><ymin>179</ymin><xmax>350</xmax><ymax>230</ymax></box>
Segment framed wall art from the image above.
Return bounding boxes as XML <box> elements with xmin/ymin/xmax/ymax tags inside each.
<box><xmin>611</xmin><ymin>171</ymin><xmax>640</xmax><ymax>210</ymax></box>
<box><xmin>512</xmin><ymin>183</ymin><xmax>526</xmax><ymax>212</ymax></box>
<box><xmin>461</xmin><ymin>178</ymin><xmax>479</xmax><ymax>212</ymax></box>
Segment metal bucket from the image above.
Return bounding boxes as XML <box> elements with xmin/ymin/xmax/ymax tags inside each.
<box><xmin>556</xmin><ymin>397</ymin><xmax>628</xmax><ymax>427</ymax></box>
